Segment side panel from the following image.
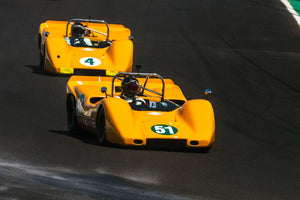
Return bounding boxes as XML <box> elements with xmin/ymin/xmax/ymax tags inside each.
<box><xmin>73</xmin><ymin>86</ymin><xmax>104</xmax><ymax>132</ymax></box>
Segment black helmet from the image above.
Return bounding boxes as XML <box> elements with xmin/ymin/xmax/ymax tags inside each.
<box><xmin>121</xmin><ymin>76</ymin><xmax>140</xmax><ymax>98</ymax></box>
<box><xmin>71</xmin><ymin>22</ymin><xmax>84</xmax><ymax>38</ymax></box>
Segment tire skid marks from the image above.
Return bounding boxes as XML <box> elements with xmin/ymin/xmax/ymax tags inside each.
<box><xmin>0</xmin><ymin>159</ymin><xmax>194</xmax><ymax>200</ymax></box>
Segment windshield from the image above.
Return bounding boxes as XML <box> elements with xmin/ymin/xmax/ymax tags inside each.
<box><xmin>65</xmin><ymin>37</ymin><xmax>111</xmax><ymax>48</ymax></box>
<box><xmin>129</xmin><ymin>99</ymin><xmax>179</xmax><ymax>112</ymax></box>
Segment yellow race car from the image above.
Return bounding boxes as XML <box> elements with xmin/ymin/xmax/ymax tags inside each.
<box><xmin>39</xmin><ymin>18</ymin><xmax>133</xmax><ymax>76</ymax></box>
<box><xmin>66</xmin><ymin>72</ymin><xmax>215</xmax><ymax>151</ymax></box>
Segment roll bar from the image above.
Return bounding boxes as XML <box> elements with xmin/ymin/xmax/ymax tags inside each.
<box><xmin>111</xmin><ymin>72</ymin><xmax>165</xmax><ymax>101</ymax></box>
<box><xmin>65</xmin><ymin>18</ymin><xmax>110</xmax><ymax>41</ymax></box>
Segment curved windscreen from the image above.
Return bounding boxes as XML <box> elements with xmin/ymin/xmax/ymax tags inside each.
<box><xmin>129</xmin><ymin>99</ymin><xmax>179</xmax><ymax>112</ymax></box>
<box><xmin>65</xmin><ymin>38</ymin><xmax>111</xmax><ymax>48</ymax></box>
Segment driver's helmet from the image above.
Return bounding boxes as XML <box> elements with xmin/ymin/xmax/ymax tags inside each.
<box><xmin>71</xmin><ymin>22</ymin><xmax>85</xmax><ymax>38</ymax></box>
<box><xmin>121</xmin><ymin>76</ymin><xmax>140</xmax><ymax>98</ymax></box>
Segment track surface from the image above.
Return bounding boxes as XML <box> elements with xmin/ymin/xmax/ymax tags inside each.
<box><xmin>0</xmin><ymin>0</ymin><xmax>299</xmax><ymax>199</ymax></box>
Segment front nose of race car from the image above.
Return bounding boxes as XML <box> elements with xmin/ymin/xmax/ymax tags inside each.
<box><xmin>139</xmin><ymin>121</ymin><xmax>213</xmax><ymax>148</ymax></box>
<box><xmin>104</xmin><ymin>99</ymin><xmax>214</xmax><ymax>149</ymax></box>
<box><xmin>66</xmin><ymin>43</ymin><xmax>132</xmax><ymax>76</ymax></box>
<box><xmin>67</xmin><ymin>48</ymin><xmax>107</xmax><ymax>75</ymax></box>
<box><xmin>124</xmin><ymin>111</ymin><xmax>214</xmax><ymax>148</ymax></box>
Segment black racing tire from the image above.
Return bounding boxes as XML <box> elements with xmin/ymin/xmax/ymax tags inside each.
<box><xmin>40</xmin><ymin>46</ymin><xmax>46</xmax><ymax>74</ymax></box>
<box><xmin>96</xmin><ymin>106</ymin><xmax>107</xmax><ymax>145</ymax></box>
<box><xmin>38</xmin><ymin>34</ymin><xmax>41</xmax><ymax>50</ymax></box>
<box><xmin>38</xmin><ymin>34</ymin><xmax>45</xmax><ymax>73</ymax></box>
<box><xmin>67</xmin><ymin>95</ymin><xmax>78</xmax><ymax>133</ymax></box>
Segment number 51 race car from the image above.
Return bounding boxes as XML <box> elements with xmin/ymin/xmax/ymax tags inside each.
<box><xmin>66</xmin><ymin>72</ymin><xmax>215</xmax><ymax>151</ymax></box>
<box><xmin>39</xmin><ymin>18</ymin><xmax>133</xmax><ymax>76</ymax></box>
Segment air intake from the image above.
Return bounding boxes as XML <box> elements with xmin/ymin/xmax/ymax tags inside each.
<box><xmin>190</xmin><ymin>141</ymin><xmax>199</xmax><ymax>146</ymax></box>
<box><xmin>146</xmin><ymin>139</ymin><xmax>187</xmax><ymax>148</ymax></box>
<box><xmin>133</xmin><ymin>139</ymin><xmax>143</xmax><ymax>144</ymax></box>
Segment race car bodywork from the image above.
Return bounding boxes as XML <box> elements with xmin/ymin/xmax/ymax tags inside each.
<box><xmin>39</xmin><ymin>18</ymin><xmax>133</xmax><ymax>75</ymax></box>
<box><xmin>66</xmin><ymin>73</ymin><xmax>215</xmax><ymax>150</ymax></box>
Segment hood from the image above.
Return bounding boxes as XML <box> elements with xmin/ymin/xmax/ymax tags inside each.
<box><xmin>132</xmin><ymin>110</ymin><xmax>195</xmax><ymax>140</ymax></box>
<box><xmin>70</xmin><ymin>47</ymin><xmax>112</xmax><ymax>70</ymax></box>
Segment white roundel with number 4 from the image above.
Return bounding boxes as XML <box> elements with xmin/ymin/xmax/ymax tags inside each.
<box><xmin>79</xmin><ymin>57</ymin><xmax>101</xmax><ymax>67</ymax></box>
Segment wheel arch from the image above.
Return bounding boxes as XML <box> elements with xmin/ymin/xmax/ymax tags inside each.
<box><xmin>178</xmin><ymin>99</ymin><xmax>215</xmax><ymax>147</ymax></box>
<box><xmin>98</xmin><ymin>98</ymin><xmax>136</xmax><ymax>145</ymax></box>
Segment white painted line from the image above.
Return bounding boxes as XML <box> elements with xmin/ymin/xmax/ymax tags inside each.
<box><xmin>281</xmin><ymin>0</ymin><xmax>300</xmax><ymax>27</ymax></box>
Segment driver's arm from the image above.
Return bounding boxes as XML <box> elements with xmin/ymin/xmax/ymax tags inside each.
<box><xmin>83</xmin><ymin>38</ymin><xmax>93</xmax><ymax>46</ymax></box>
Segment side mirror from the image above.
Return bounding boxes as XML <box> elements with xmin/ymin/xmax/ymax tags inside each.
<box><xmin>101</xmin><ymin>87</ymin><xmax>107</xmax><ymax>98</ymax></box>
<box><xmin>128</xmin><ymin>35</ymin><xmax>134</xmax><ymax>40</ymax></box>
<box><xmin>204</xmin><ymin>89</ymin><xmax>212</xmax><ymax>96</ymax></box>
<box><xmin>135</xmin><ymin>65</ymin><xmax>142</xmax><ymax>73</ymax></box>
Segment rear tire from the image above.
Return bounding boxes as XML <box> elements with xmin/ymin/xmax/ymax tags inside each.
<box><xmin>97</xmin><ymin>107</ymin><xmax>107</xmax><ymax>145</ymax></box>
<box><xmin>40</xmin><ymin>47</ymin><xmax>46</xmax><ymax>74</ymax></box>
<box><xmin>67</xmin><ymin>95</ymin><xmax>78</xmax><ymax>133</ymax></box>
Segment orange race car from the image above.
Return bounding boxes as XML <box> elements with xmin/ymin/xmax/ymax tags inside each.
<box><xmin>66</xmin><ymin>72</ymin><xmax>215</xmax><ymax>151</ymax></box>
<box><xmin>39</xmin><ymin>18</ymin><xmax>133</xmax><ymax>75</ymax></box>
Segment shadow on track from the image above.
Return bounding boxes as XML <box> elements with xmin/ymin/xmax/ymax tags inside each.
<box><xmin>49</xmin><ymin>130</ymin><xmax>99</xmax><ymax>146</ymax></box>
<box><xmin>48</xmin><ymin>129</ymin><xmax>212</xmax><ymax>153</ymax></box>
<box><xmin>25</xmin><ymin>65</ymin><xmax>71</xmax><ymax>77</ymax></box>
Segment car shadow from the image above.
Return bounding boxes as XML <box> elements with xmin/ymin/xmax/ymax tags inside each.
<box><xmin>24</xmin><ymin>65</ymin><xmax>71</xmax><ymax>77</ymax></box>
<box><xmin>48</xmin><ymin>130</ymin><xmax>100</xmax><ymax>146</ymax></box>
<box><xmin>48</xmin><ymin>129</ymin><xmax>211</xmax><ymax>153</ymax></box>
<box><xmin>118</xmin><ymin>144</ymin><xmax>211</xmax><ymax>153</ymax></box>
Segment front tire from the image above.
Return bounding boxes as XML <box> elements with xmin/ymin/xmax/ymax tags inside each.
<box><xmin>97</xmin><ymin>107</ymin><xmax>107</xmax><ymax>145</ymax></box>
<box><xmin>67</xmin><ymin>95</ymin><xmax>78</xmax><ymax>133</ymax></box>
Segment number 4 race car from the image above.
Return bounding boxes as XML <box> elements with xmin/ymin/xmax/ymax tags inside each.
<box><xmin>39</xmin><ymin>18</ymin><xmax>133</xmax><ymax>76</ymax></box>
<box><xmin>66</xmin><ymin>72</ymin><xmax>215</xmax><ymax>151</ymax></box>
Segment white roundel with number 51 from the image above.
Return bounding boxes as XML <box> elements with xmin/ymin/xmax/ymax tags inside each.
<box><xmin>80</xmin><ymin>57</ymin><xmax>101</xmax><ymax>67</ymax></box>
<box><xmin>151</xmin><ymin>124</ymin><xmax>178</xmax><ymax>135</ymax></box>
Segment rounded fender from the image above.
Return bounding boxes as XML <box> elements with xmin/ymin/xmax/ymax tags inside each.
<box><xmin>177</xmin><ymin>99</ymin><xmax>215</xmax><ymax>145</ymax></box>
<box><xmin>101</xmin><ymin>97</ymin><xmax>136</xmax><ymax>145</ymax></box>
<box><xmin>107</xmin><ymin>40</ymin><xmax>133</xmax><ymax>72</ymax></box>
<box><xmin>46</xmin><ymin>37</ymin><xmax>71</xmax><ymax>73</ymax></box>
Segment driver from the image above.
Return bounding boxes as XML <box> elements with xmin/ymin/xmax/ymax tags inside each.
<box><xmin>71</xmin><ymin>22</ymin><xmax>85</xmax><ymax>38</ymax></box>
<box><xmin>121</xmin><ymin>76</ymin><xmax>140</xmax><ymax>98</ymax></box>
<box><xmin>120</xmin><ymin>76</ymin><xmax>148</xmax><ymax>106</ymax></box>
<box><xmin>65</xmin><ymin>22</ymin><xmax>92</xmax><ymax>47</ymax></box>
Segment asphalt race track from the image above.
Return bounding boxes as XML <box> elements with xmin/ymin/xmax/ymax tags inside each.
<box><xmin>0</xmin><ymin>0</ymin><xmax>299</xmax><ymax>199</ymax></box>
